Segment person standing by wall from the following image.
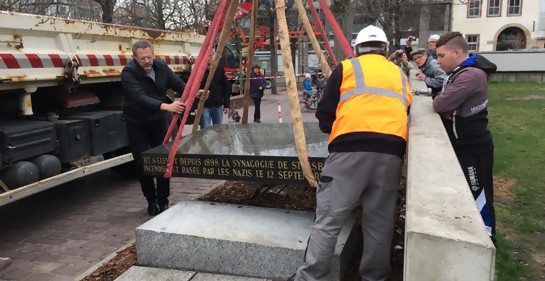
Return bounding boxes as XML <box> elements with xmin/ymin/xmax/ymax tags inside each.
<box><xmin>199</xmin><ymin>58</ymin><xmax>231</xmax><ymax>129</ymax></box>
<box><xmin>401</xmin><ymin>35</ymin><xmax>415</xmax><ymax>60</ymax></box>
<box><xmin>433</xmin><ymin>31</ymin><xmax>497</xmax><ymax>245</ymax></box>
<box><xmin>249</xmin><ymin>64</ymin><xmax>266</xmax><ymax>123</ymax></box>
<box><xmin>292</xmin><ymin>25</ymin><xmax>412</xmax><ymax>281</ymax></box>
<box><xmin>388</xmin><ymin>49</ymin><xmax>415</xmax><ymax>77</ymax></box>
<box><xmin>121</xmin><ymin>40</ymin><xmax>186</xmax><ymax>216</ymax></box>
<box><xmin>411</xmin><ymin>48</ymin><xmax>447</xmax><ymax>98</ymax></box>
<box><xmin>428</xmin><ymin>34</ymin><xmax>440</xmax><ymax>59</ymax></box>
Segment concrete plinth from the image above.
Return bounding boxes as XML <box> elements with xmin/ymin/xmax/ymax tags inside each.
<box><xmin>115</xmin><ymin>266</ymin><xmax>272</xmax><ymax>281</ymax></box>
<box><xmin>115</xmin><ymin>266</ymin><xmax>195</xmax><ymax>281</ymax></box>
<box><xmin>136</xmin><ymin>201</ymin><xmax>358</xmax><ymax>280</ymax></box>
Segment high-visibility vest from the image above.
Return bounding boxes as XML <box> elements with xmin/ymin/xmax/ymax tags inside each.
<box><xmin>329</xmin><ymin>55</ymin><xmax>411</xmax><ymax>143</ymax></box>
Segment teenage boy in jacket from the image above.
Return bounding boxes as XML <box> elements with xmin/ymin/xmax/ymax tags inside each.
<box><xmin>433</xmin><ymin>32</ymin><xmax>497</xmax><ymax>245</ymax></box>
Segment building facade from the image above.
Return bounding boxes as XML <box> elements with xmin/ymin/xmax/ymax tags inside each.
<box><xmin>418</xmin><ymin>0</ymin><xmax>453</xmax><ymax>48</ymax></box>
<box><xmin>452</xmin><ymin>0</ymin><xmax>545</xmax><ymax>51</ymax></box>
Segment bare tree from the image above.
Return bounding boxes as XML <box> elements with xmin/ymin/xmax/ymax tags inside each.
<box><xmin>114</xmin><ymin>0</ymin><xmax>218</xmax><ymax>29</ymax></box>
<box><xmin>172</xmin><ymin>0</ymin><xmax>220</xmax><ymax>28</ymax></box>
<box><xmin>353</xmin><ymin>0</ymin><xmax>424</xmax><ymax>48</ymax></box>
<box><xmin>261</xmin><ymin>1</ymin><xmax>279</xmax><ymax>95</ymax></box>
<box><xmin>16</xmin><ymin>0</ymin><xmax>55</xmax><ymax>15</ymax></box>
<box><xmin>0</xmin><ymin>0</ymin><xmax>20</xmax><ymax>10</ymax></box>
<box><xmin>92</xmin><ymin>0</ymin><xmax>115</xmax><ymax>23</ymax></box>
<box><xmin>331</xmin><ymin>0</ymin><xmax>354</xmax><ymax>59</ymax></box>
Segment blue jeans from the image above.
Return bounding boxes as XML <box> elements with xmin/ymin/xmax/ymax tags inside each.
<box><xmin>200</xmin><ymin>106</ymin><xmax>224</xmax><ymax>129</ymax></box>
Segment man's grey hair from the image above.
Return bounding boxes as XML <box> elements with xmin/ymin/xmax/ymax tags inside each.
<box><xmin>132</xmin><ymin>40</ymin><xmax>154</xmax><ymax>56</ymax></box>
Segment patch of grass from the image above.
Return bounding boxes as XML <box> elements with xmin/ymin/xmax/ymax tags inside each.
<box><xmin>489</xmin><ymin>82</ymin><xmax>545</xmax><ymax>280</ymax></box>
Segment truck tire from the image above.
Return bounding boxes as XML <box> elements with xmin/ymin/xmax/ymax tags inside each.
<box><xmin>103</xmin><ymin>147</ymin><xmax>137</xmax><ymax>178</ymax></box>
<box><xmin>0</xmin><ymin>161</ymin><xmax>39</xmax><ymax>189</ymax></box>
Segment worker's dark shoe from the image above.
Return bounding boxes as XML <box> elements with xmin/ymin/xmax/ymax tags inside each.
<box><xmin>147</xmin><ymin>199</ymin><xmax>159</xmax><ymax>216</ymax></box>
<box><xmin>254</xmin><ymin>119</ymin><xmax>261</xmax><ymax>123</ymax></box>
<box><xmin>158</xmin><ymin>201</ymin><xmax>169</xmax><ymax>213</ymax></box>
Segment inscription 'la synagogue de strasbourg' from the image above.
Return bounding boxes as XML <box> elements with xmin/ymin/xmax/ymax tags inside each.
<box><xmin>142</xmin><ymin>155</ymin><xmax>324</xmax><ymax>184</ymax></box>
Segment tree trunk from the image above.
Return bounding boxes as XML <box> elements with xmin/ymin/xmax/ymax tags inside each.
<box><xmin>156</xmin><ymin>0</ymin><xmax>166</xmax><ymax>29</ymax></box>
<box><xmin>93</xmin><ymin>0</ymin><xmax>114</xmax><ymax>23</ymax></box>
<box><xmin>331</xmin><ymin>0</ymin><xmax>353</xmax><ymax>60</ymax></box>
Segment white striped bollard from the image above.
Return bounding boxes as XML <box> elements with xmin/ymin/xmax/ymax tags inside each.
<box><xmin>277</xmin><ymin>100</ymin><xmax>283</xmax><ymax>123</ymax></box>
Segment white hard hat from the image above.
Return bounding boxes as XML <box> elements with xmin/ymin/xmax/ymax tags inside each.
<box><xmin>304</xmin><ymin>73</ymin><xmax>311</xmax><ymax>79</ymax></box>
<box><xmin>354</xmin><ymin>25</ymin><xmax>388</xmax><ymax>46</ymax></box>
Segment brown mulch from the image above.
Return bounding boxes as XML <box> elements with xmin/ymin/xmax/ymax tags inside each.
<box><xmin>81</xmin><ymin>244</ymin><xmax>136</xmax><ymax>281</ymax></box>
<box><xmin>81</xmin><ymin>178</ymin><xmax>406</xmax><ymax>281</ymax></box>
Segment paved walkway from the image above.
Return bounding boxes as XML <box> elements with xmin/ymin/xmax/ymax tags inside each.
<box><xmin>0</xmin><ymin>172</ymin><xmax>223</xmax><ymax>281</ymax></box>
<box><xmin>0</xmin><ymin>91</ymin><xmax>319</xmax><ymax>281</ymax></box>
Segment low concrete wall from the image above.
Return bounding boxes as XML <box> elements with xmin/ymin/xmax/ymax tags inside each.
<box><xmin>404</xmin><ymin>96</ymin><xmax>496</xmax><ymax>280</ymax></box>
<box><xmin>490</xmin><ymin>72</ymin><xmax>545</xmax><ymax>83</ymax></box>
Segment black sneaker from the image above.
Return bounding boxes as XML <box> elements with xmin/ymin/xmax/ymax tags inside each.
<box><xmin>147</xmin><ymin>199</ymin><xmax>159</xmax><ymax>216</ymax></box>
<box><xmin>255</xmin><ymin>119</ymin><xmax>261</xmax><ymax>123</ymax></box>
<box><xmin>158</xmin><ymin>201</ymin><xmax>169</xmax><ymax>213</ymax></box>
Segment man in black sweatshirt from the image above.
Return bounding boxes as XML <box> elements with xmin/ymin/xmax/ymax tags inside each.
<box><xmin>433</xmin><ymin>32</ymin><xmax>498</xmax><ymax>245</ymax></box>
<box><xmin>198</xmin><ymin>58</ymin><xmax>231</xmax><ymax>129</ymax></box>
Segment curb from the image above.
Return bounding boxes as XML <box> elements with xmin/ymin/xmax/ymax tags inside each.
<box><xmin>74</xmin><ymin>238</ymin><xmax>136</xmax><ymax>281</ymax></box>
<box><xmin>0</xmin><ymin>257</ymin><xmax>11</xmax><ymax>271</ymax></box>
<box><xmin>74</xmin><ymin>180</ymin><xmax>226</xmax><ymax>281</ymax></box>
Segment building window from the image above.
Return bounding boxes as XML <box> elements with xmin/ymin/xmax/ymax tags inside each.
<box><xmin>468</xmin><ymin>0</ymin><xmax>481</xmax><ymax>17</ymax></box>
<box><xmin>508</xmin><ymin>0</ymin><xmax>522</xmax><ymax>16</ymax></box>
<box><xmin>466</xmin><ymin>35</ymin><xmax>480</xmax><ymax>52</ymax></box>
<box><xmin>488</xmin><ymin>0</ymin><xmax>501</xmax><ymax>16</ymax></box>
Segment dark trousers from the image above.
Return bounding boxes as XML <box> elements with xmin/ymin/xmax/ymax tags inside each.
<box><xmin>126</xmin><ymin>120</ymin><xmax>170</xmax><ymax>205</ymax></box>
<box><xmin>252</xmin><ymin>97</ymin><xmax>261</xmax><ymax>122</ymax></box>
<box><xmin>456</xmin><ymin>148</ymin><xmax>496</xmax><ymax>242</ymax></box>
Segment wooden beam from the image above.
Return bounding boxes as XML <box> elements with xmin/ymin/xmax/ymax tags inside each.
<box><xmin>294</xmin><ymin>0</ymin><xmax>331</xmax><ymax>77</ymax></box>
<box><xmin>275</xmin><ymin>0</ymin><xmax>317</xmax><ymax>188</ymax></box>
<box><xmin>192</xmin><ymin>0</ymin><xmax>239</xmax><ymax>132</ymax></box>
<box><xmin>241</xmin><ymin>0</ymin><xmax>258</xmax><ymax>124</ymax></box>
<box><xmin>306</xmin><ymin>0</ymin><xmax>337</xmax><ymax>67</ymax></box>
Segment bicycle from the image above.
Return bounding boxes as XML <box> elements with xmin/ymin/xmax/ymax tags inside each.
<box><xmin>299</xmin><ymin>88</ymin><xmax>323</xmax><ymax>110</ymax></box>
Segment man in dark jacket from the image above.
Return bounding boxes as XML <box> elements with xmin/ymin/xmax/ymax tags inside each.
<box><xmin>433</xmin><ymin>32</ymin><xmax>497</xmax><ymax>245</ymax></box>
<box><xmin>121</xmin><ymin>40</ymin><xmax>186</xmax><ymax>216</ymax></box>
<box><xmin>411</xmin><ymin>48</ymin><xmax>447</xmax><ymax>98</ymax></box>
<box><xmin>199</xmin><ymin>59</ymin><xmax>231</xmax><ymax>129</ymax></box>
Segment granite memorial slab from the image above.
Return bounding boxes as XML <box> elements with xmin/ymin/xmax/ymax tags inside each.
<box><xmin>141</xmin><ymin>122</ymin><xmax>328</xmax><ymax>184</ymax></box>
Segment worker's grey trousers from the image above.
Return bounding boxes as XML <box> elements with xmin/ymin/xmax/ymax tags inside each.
<box><xmin>295</xmin><ymin>151</ymin><xmax>402</xmax><ymax>281</ymax></box>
